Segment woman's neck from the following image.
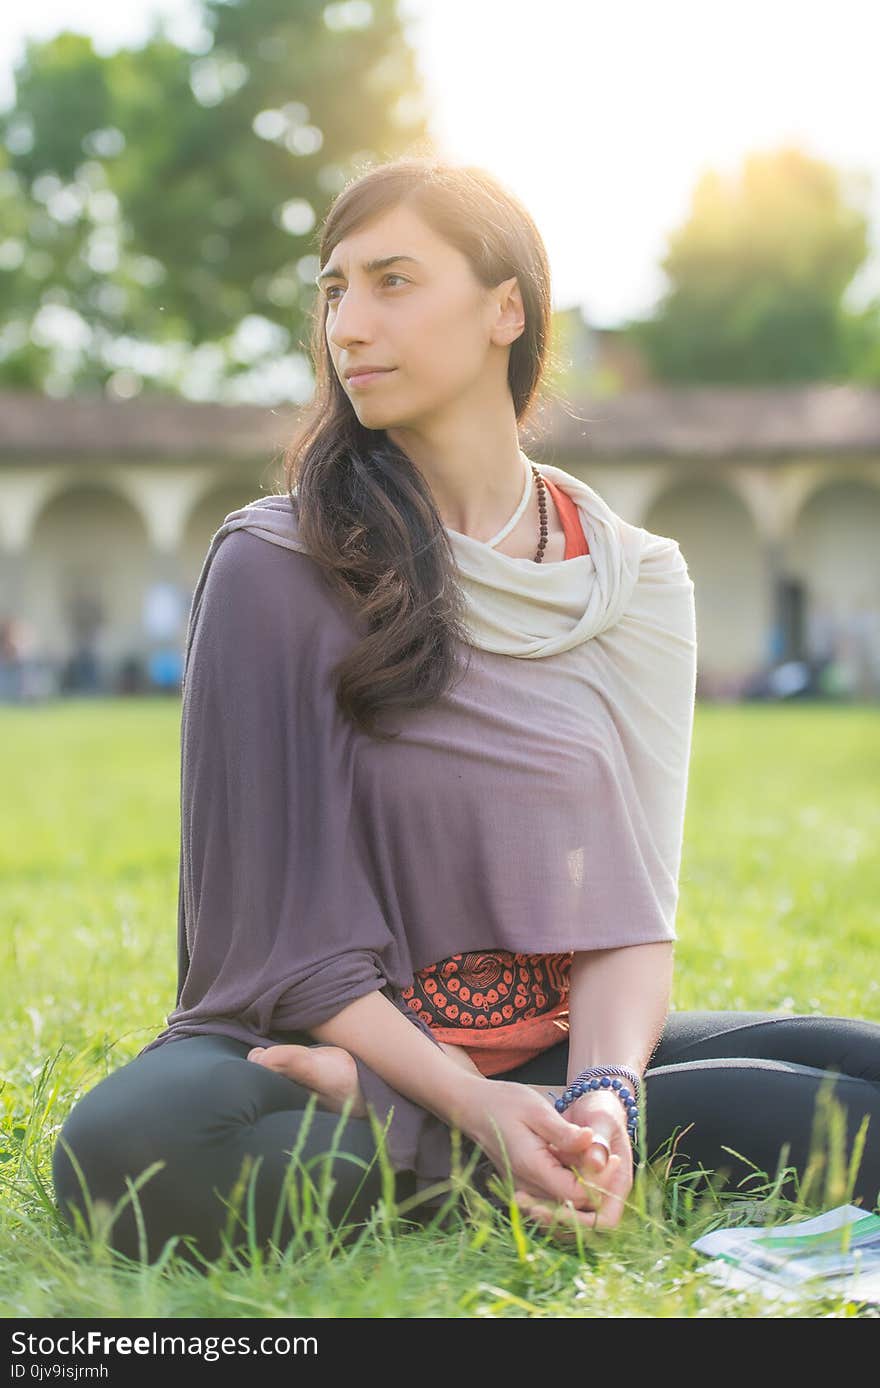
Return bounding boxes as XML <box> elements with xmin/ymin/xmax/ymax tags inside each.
<box><xmin>490</xmin><ymin>476</ymin><xmax>567</xmax><ymax>561</ymax></box>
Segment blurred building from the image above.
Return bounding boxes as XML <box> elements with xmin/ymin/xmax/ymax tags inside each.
<box><xmin>0</xmin><ymin>383</ymin><xmax>879</xmax><ymax>701</ymax></box>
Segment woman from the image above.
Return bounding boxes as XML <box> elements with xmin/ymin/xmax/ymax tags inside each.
<box><xmin>52</xmin><ymin>158</ymin><xmax>880</xmax><ymax>1266</ymax></box>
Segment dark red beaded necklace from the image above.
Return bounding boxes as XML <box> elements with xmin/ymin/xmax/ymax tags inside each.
<box><xmin>531</xmin><ymin>464</ymin><xmax>549</xmax><ymax>563</ymax></box>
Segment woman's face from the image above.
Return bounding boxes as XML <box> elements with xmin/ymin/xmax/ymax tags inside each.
<box><xmin>318</xmin><ymin>202</ymin><xmax>513</xmax><ymax>432</ymax></box>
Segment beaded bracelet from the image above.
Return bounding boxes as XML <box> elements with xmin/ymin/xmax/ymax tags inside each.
<box><xmin>548</xmin><ymin>1064</ymin><xmax>643</xmax><ymax>1149</ymax></box>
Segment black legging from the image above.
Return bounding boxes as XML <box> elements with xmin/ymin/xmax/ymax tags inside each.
<box><xmin>52</xmin><ymin>1010</ymin><xmax>880</xmax><ymax>1265</ymax></box>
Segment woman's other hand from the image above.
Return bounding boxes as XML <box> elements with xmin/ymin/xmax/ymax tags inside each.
<box><xmin>516</xmin><ymin>1089</ymin><xmax>634</xmax><ymax>1239</ymax></box>
<box><xmin>460</xmin><ymin>1079</ymin><xmax>624</xmax><ymax>1225</ymax></box>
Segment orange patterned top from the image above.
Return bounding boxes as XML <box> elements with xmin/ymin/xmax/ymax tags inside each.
<box><xmin>399</xmin><ymin>474</ymin><xmax>590</xmax><ymax>1076</ymax></box>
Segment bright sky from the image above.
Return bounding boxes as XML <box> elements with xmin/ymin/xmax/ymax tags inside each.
<box><xmin>2</xmin><ymin>0</ymin><xmax>879</xmax><ymax>328</ymax></box>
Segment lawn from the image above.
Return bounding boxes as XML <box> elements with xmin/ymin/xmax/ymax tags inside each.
<box><xmin>1</xmin><ymin>698</ymin><xmax>878</xmax><ymax>1317</ymax></box>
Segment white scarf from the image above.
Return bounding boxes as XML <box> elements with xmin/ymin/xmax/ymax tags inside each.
<box><xmin>443</xmin><ymin>458</ymin><xmax>655</xmax><ymax>656</ymax></box>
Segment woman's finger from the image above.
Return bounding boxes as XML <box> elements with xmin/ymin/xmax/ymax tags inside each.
<box><xmin>555</xmin><ymin>1118</ymin><xmax>597</xmax><ymax>1153</ymax></box>
<box><xmin>531</xmin><ymin>1147</ymin><xmax>604</xmax><ymax>1209</ymax></box>
<box><xmin>550</xmin><ymin>1135</ymin><xmax>609</xmax><ymax>1174</ymax></box>
<box><xmin>541</xmin><ymin>1133</ymin><xmax>615</xmax><ymax>1200</ymax></box>
<box><xmin>513</xmin><ymin>1191</ymin><xmax>598</xmax><ymax>1241</ymax></box>
<box><xmin>514</xmin><ymin>1155</ymin><xmax>627</xmax><ymax>1234</ymax></box>
<box><xmin>585</xmin><ymin>1153</ymin><xmax>628</xmax><ymax>1229</ymax></box>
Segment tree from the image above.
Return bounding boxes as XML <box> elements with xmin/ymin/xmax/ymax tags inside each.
<box><xmin>623</xmin><ymin>145</ymin><xmax>880</xmax><ymax>384</ymax></box>
<box><xmin>0</xmin><ymin>0</ymin><xmax>432</xmax><ymax>397</ymax></box>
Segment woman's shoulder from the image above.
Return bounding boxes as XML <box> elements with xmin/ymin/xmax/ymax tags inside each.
<box><xmin>210</xmin><ymin>492</ymin><xmax>305</xmax><ymax>564</ymax></box>
<box><xmin>200</xmin><ymin>506</ymin><xmax>362</xmax><ymax>649</ymax></box>
<box><xmin>632</xmin><ymin>522</ymin><xmax>692</xmax><ymax>588</ymax></box>
<box><xmin>205</xmin><ymin>494</ymin><xmax>317</xmax><ymax>591</ymax></box>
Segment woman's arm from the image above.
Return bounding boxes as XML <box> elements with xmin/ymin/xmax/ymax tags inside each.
<box><xmin>311</xmin><ymin>989</ymin><xmax>612</xmax><ymax>1218</ymax></box>
<box><xmin>308</xmin><ymin>988</ymin><xmax>492</xmax><ymax>1135</ymax></box>
<box><xmin>557</xmin><ymin>941</ymin><xmax>674</xmax><ymax>1139</ymax></box>
<box><xmin>565</xmin><ymin>941</ymin><xmax>674</xmax><ymax>1086</ymax></box>
<box><xmin>503</xmin><ymin>942</ymin><xmax>676</xmax><ymax>1235</ymax></box>
<box><xmin>429</xmin><ymin>946</ymin><xmax>674</xmax><ymax>1111</ymax></box>
<box><xmin>310</xmin><ymin>990</ymin><xmax>606</xmax><ymax>1208</ymax></box>
<box><xmin>312</xmin><ymin>941</ymin><xmax>673</xmax><ymax>1123</ymax></box>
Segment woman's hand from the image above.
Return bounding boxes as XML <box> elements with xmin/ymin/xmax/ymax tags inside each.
<box><xmin>460</xmin><ymin>1078</ymin><xmax>624</xmax><ymax>1227</ymax></box>
<box><xmin>439</xmin><ymin>1043</ymin><xmax>631</xmax><ymax>1237</ymax></box>
<box><xmin>515</xmin><ymin>1090</ymin><xmax>634</xmax><ymax>1240</ymax></box>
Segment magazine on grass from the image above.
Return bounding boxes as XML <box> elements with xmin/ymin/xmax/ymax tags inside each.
<box><xmin>691</xmin><ymin>1204</ymin><xmax>880</xmax><ymax>1304</ymax></box>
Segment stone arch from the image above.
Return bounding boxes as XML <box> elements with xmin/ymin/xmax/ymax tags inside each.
<box><xmin>28</xmin><ymin>483</ymin><xmax>152</xmax><ymax>678</ymax></box>
<box><xmin>786</xmin><ymin>478</ymin><xmax>880</xmax><ymax>695</ymax></box>
<box><xmin>644</xmin><ymin>479</ymin><xmax>770</xmax><ymax>693</ymax></box>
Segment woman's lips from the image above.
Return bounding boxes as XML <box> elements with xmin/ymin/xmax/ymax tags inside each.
<box><xmin>347</xmin><ymin>368</ymin><xmax>396</xmax><ymax>388</ymax></box>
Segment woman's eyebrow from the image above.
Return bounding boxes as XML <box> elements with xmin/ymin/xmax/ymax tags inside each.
<box><xmin>315</xmin><ymin>254</ymin><xmax>423</xmax><ymax>286</ymax></box>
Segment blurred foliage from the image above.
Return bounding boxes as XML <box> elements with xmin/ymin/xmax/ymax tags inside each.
<box><xmin>0</xmin><ymin>0</ymin><xmax>431</xmax><ymax>396</ymax></box>
<box><xmin>623</xmin><ymin>146</ymin><xmax>880</xmax><ymax>384</ymax></box>
<box><xmin>2</xmin><ymin>12</ymin><xmax>880</xmax><ymax>398</ymax></box>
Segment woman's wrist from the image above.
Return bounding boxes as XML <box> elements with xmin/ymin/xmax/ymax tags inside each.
<box><xmin>561</xmin><ymin>1088</ymin><xmax>629</xmax><ymax>1126</ymax></box>
<box><xmin>440</xmin><ymin>1072</ymin><xmax>498</xmax><ymax>1138</ymax></box>
<box><xmin>437</xmin><ymin>1039</ymin><xmax>485</xmax><ymax>1078</ymax></box>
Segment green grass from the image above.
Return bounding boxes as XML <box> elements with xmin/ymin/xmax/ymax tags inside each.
<box><xmin>1</xmin><ymin>698</ymin><xmax>878</xmax><ymax>1317</ymax></box>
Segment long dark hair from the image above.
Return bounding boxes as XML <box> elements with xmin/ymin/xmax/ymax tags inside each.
<box><xmin>279</xmin><ymin>156</ymin><xmax>558</xmax><ymax>740</ymax></box>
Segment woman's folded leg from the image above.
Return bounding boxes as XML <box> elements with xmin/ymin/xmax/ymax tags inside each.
<box><xmin>52</xmin><ymin>1033</ymin><xmax>414</xmax><ymax>1266</ymax></box>
<box><xmin>648</xmin><ymin>1008</ymin><xmax>880</xmax><ymax>1082</ymax></box>
<box><xmin>639</xmin><ymin>1053</ymin><xmax>880</xmax><ymax>1207</ymax></box>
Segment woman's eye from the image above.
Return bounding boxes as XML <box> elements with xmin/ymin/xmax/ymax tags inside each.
<box><xmin>325</xmin><ymin>274</ymin><xmax>407</xmax><ymax>303</ymax></box>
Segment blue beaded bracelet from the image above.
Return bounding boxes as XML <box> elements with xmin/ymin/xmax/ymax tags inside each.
<box><xmin>548</xmin><ymin>1066</ymin><xmax>642</xmax><ymax>1150</ymax></box>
